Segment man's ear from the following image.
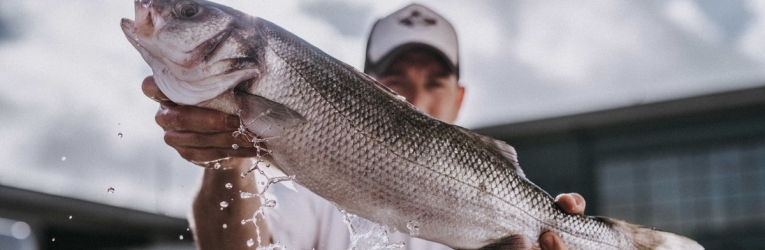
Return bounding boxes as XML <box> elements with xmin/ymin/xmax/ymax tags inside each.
<box><xmin>455</xmin><ymin>83</ymin><xmax>466</xmax><ymax>112</ymax></box>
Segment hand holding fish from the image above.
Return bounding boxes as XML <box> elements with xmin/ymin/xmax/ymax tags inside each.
<box><xmin>142</xmin><ymin>76</ymin><xmax>262</xmax><ymax>164</ymax></box>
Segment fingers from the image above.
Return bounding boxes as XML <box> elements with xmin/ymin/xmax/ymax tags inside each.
<box><xmin>141</xmin><ymin>76</ymin><xmax>171</xmax><ymax>103</ymax></box>
<box><xmin>554</xmin><ymin>193</ymin><xmax>586</xmax><ymax>215</ymax></box>
<box><xmin>540</xmin><ymin>232</ymin><xmax>568</xmax><ymax>250</ymax></box>
<box><xmin>164</xmin><ymin>131</ymin><xmax>254</xmax><ymax>148</ymax></box>
<box><xmin>140</xmin><ymin>75</ymin><xmax>262</xmax><ymax>164</ymax></box>
<box><xmin>156</xmin><ymin>104</ymin><xmax>241</xmax><ymax>133</ymax></box>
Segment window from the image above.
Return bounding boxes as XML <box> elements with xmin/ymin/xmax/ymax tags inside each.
<box><xmin>597</xmin><ymin>141</ymin><xmax>765</xmax><ymax>235</ymax></box>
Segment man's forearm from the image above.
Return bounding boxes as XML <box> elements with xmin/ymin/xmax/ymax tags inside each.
<box><xmin>190</xmin><ymin>159</ymin><xmax>270</xmax><ymax>250</ymax></box>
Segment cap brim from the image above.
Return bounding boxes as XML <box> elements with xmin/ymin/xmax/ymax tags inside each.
<box><xmin>365</xmin><ymin>43</ymin><xmax>458</xmax><ymax>78</ymax></box>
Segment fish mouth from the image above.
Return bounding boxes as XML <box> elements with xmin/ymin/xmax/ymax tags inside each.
<box><xmin>129</xmin><ymin>0</ymin><xmax>165</xmax><ymax>38</ymax></box>
<box><xmin>121</xmin><ymin>0</ymin><xmax>167</xmax><ymax>57</ymax></box>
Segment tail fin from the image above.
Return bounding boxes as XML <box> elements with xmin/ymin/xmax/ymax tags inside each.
<box><xmin>601</xmin><ymin>217</ymin><xmax>704</xmax><ymax>250</ymax></box>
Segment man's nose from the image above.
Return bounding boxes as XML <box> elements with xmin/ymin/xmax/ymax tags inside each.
<box><xmin>406</xmin><ymin>88</ymin><xmax>429</xmax><ymax>110</ymax></box>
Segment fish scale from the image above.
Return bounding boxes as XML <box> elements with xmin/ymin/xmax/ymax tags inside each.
<box><xmin>122</xmin><ymin>1</ymin><xmax>703</xmax><ymax>249</ymax></box>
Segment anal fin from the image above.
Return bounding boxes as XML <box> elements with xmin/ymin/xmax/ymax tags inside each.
<box><xmin>474</xmin><ymin>235</ymin><xmax>533</xmax><ymax>250</ymax></box>
<box><xmin>258</xmin><ymin>154</ymin><xmax>297</xmax><ymax>192</ymax></box>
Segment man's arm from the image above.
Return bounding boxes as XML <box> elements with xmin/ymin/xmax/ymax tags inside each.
<box><xmin>143</xmin><ymin>76</ymin><xmax>270</xmax><ymax>249</ymax></box>
<box><xmin>191</xmin><ymin>159</ymin><xmax>270</xmax><ymax>250</ymax></box>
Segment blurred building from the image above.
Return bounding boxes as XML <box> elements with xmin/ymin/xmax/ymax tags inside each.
<box><xmin>0</xmin><ymin>185</ymin><xmax>194</xmax><ymax>250</ymax></box>
<box><xmin>477</xmin><ymin>85</ymin><xmax>765</xmax><ymax>249</ymax></box>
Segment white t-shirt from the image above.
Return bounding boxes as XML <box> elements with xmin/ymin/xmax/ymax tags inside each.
<box><xmin>263</xmin><ymin>182</ymin><xmax>452</xmax><ymax>250</ymax></box>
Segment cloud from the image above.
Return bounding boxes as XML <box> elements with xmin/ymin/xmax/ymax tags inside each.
<box><xmin>510</xmin><ymin>1</ymin><xmax>648</xmax><ymax>85</ymax></box>
<box><xmin>301</xmin><ymin>0</ymin><xmax>374</xmax><ymax>37</ymax></box>
<box><xmin>454</xmin><ymin>0</ymin><xmax>765</xmax><ymax>127</ymax></box>
<box><xmin>0</xmin><ymin>1</ymin><xmax>24</xmax><ymax>42</ymax></box>
<box><xmin>738</xmin><ymin>0</ymin><xmax>765</xmax><ymax>63</ymax></box>
<box><xmin>662</xmin><ymin>0</ymin><xmax>723</xmax><ymax>43</ymax></box>
<box><xmin>695</xmin><ymin>0</ymin><xmax>751</xmax><ymax>40</ymax></box>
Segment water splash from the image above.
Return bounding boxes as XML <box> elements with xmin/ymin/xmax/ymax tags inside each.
<box><xmin>263</xmin><ymin>199</ymin><xmax>277</xmax><ymax>208</ymax></box>
<box><xmin>107</xmin><ymin>187</ymin><xmax>115</xmax><ymax>194</ymax></box>
<box><xmin>190</xmin><ymin>158</ymin><xmax>230</xmax><ymax>170</ymax></box>
<box><xmin>340</xmin><ymin>210</ymin><xmax>404</xmax><ymax>250</ymax></box>
<box><xmin>406</xmin><ymin>220</ymin><xmax>420</xmax><ymax>237</ymax></box>
<box><xmin>220</xmin><ymin>201</ymin><xmax>229</xmax><ymax>209</ymax></box>
<box><xmin>118</xmin><ymin>132</ymin><xmax>123</xmax><ymax>138</ymax></box>
<box><xmin>231</xmin><ymin>110</ymin><xmax>292</xmax><ymax>250</ymax></box>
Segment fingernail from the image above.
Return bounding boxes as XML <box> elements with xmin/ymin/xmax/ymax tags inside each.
<box><xmin>540</xmin><ymin>233</ymin><xmax>557</xmax><ymax>249</ymax></box>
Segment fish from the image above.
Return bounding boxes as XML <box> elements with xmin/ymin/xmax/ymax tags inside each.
<box><xmin>120</xmin><ymin>1</ymin><xmax>704</xmax><ymax>249</ymax></box>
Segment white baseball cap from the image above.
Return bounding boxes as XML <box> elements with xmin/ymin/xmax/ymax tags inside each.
<box><xmin>364</xmin><ymin>3</ymin><xmax>459</xmax><ymax>78</ymax></box>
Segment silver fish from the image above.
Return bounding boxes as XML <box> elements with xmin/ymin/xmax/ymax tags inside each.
<box><xmin>121</xmin><ymin>1</ymin><xmax>704</xmax><ymax>249</ymax></box>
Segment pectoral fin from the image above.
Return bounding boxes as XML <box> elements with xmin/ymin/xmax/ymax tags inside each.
<box><xmin>233</xmin><ymin>90</ymin><xmax>306</xmax><ymax>138</ymax></box>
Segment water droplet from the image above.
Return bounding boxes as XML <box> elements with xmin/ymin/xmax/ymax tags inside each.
<box><xmin>222</xmin><ymin>224</ymin><xmax>228</xmax><ymax>229</ymax></box>
<box><xmin>186</xmin><ymin>228</ymin><xmax>190</xmax><ymax>231</ymax></box>
<box><xmin>179</xmin><ymin>235</ymin><xmax>184</xmax><ymax>240</ymax></box>
<box><xmin>241</xmin><ymin>220</ymin><xmax>247</xmax><ymax>225</ymax></box>
<box><xmin>61</xmin><ymin>156</ymin><xmax>66</xmax><ymax>161</ymax></box>
<box><xmin>232</xmin><ymin>144</ymin><xmax>240</xmax><ymax>149</ymax></box>
<box><xmin>406</xmin><ymin>220</ymin><xmax>420</xmax><ymax>237</ymax></box>
<box><xmin>107</xmin><ymin>187</ymin><xmax>115</xmax><ymax>194</ymax></box>
<box><xmin>117</xmin><ymin>132</ymin><xmax>123</xmax><ymax>138</ymax></box>
<box><xmin>225</xmin><ymin>183</ymin><xmax>233</xmax><ymax>189</ymax></box>
<box><xmin>220</xmin><ymin>201</ymin><xmax>229</xmax><ymax>208</ymax></box>
<box><xmin>263</xmin><ymin>199</ymin><xmax>277</xmax><ymax>207</ymax></box>
<box><xmin>51</xmin><ymin>238</ymin><xmax>55</xmax><ymax>242</ymax></box>
<box><xmin>246</xmin><ymin>238</ymin><xmax>255</xmax><ymax>247</ymax></box>
<box><xmin>240</xmin><ymin>192</ymin><xmax>256</xmax><ymax>199</ymax></box>
<box><xmin>68</xmin><ymin>215</ymin><xmax>72</xmax><ymax>220</ymax></box>
<box><xmin>214</xmin><ymin>162</ymin><xmax>221</xmax><ymax>169</ymax></box>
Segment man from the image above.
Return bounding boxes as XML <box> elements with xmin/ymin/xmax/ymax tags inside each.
<box><xmin>142</xmin><ymin>4</ymin><xmax>585</xmax><ymax>250</ymax></box>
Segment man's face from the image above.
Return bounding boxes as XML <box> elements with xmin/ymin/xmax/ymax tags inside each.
<box><xmin>374</xmin><ymin>49</ymin><xmax>465</xmax><ymax>123</ymax></box>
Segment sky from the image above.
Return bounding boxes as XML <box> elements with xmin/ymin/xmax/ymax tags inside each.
<box><xmin>0</xmin><ymin>0</ymin><xmax>764</xmax><ymax>217</ymax></box>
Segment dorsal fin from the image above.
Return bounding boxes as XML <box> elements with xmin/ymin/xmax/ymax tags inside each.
<box><xmin>455</xmin><ymin>127</ymin><xmax>525</xmax><ymax>178</ymax></box>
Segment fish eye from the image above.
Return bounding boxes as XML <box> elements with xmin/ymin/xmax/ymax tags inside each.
<box><xmin>176</xmin><ymin>1</ymin><xmax>199</xmax><ymax>18</ymax></box>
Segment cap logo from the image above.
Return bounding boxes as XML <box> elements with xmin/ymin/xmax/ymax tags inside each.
<box><xmin>398</xmin><ymin>9</ymin><xmax>437</xmax><ymax>28</ymax></box>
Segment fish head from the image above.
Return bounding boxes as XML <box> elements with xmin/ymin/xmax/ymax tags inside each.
<box><xmin>121</xmin><ymin>0</ymin><xmax>267</xmax><ymax>105</ymax></box>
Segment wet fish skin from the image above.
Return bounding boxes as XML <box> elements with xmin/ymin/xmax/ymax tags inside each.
<box><xmin>121</xmin><ymin>1</ymin><xmax>704</xmax><ymax>249</ymax></box>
